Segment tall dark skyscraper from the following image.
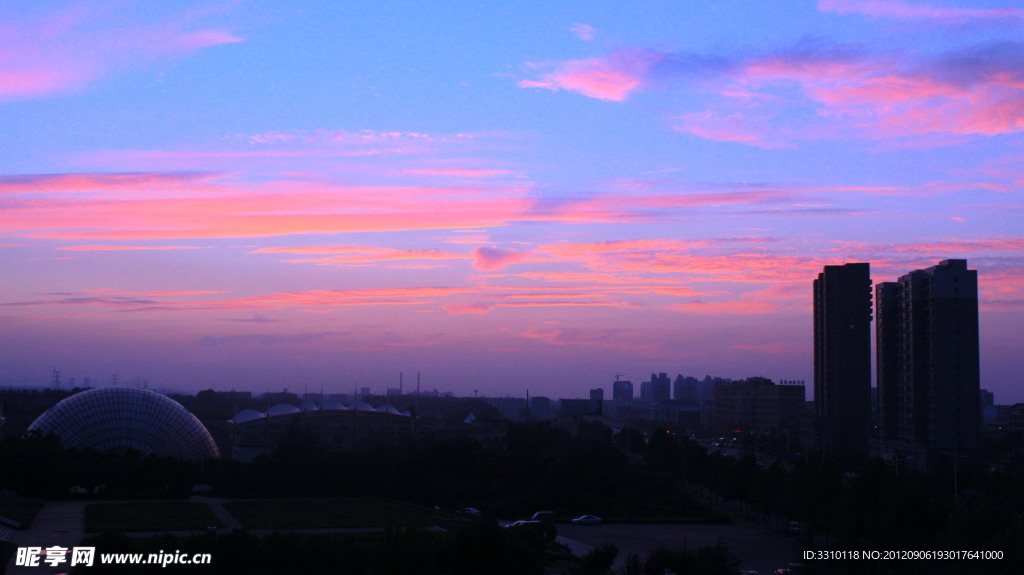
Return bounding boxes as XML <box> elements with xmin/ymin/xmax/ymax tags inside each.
<box><xmin>876</xmin><ymin>259</ymin><xmax>980</xmax><ymax>453</ymax></box>
<box><xmin>813</xmin><ymin>262</ymin><xmax>872</xmax><ymax>454</ymax></box>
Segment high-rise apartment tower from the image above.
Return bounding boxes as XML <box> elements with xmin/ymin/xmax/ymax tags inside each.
<box><xmin>813</xmin><ymin>263</ymin><xmax>872</xmax><ymax>454</ymax></box>
<box><xmin>876</xmin><ymin>259</ymin><xmax>980</xmax><ymax>452</ymax></box>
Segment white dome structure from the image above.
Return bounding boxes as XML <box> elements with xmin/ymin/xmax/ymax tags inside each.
<box><xmin>268</xmin><ymin>403</ymin><xmax>301</xmax><ymax>417</ymax></box>
<box><xmin>29</xmin><ymin>388</ymin><xmax>219</xmax><ymax>461</ymax></box>
<box><xmin>231</xmin><ymin>409</ymin><xmax>265</xmax><ymax>424</ymax></box>
<box><xmin>322</xmin><ymin>399</ymin><xmax>349</xmax><ymax>411</ymax></box>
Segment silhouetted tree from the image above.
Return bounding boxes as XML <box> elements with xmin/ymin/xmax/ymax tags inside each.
<box><xmin>580</xmin><ymin>543</ymin><xmax>618</xmax><ymax>575</ymax></box>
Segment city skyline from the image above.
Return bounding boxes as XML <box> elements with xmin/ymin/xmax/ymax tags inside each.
<box><xmin>2</xmin><ymin>1</ymin><xmax>1023</xmax><ymax>401</ymax></box>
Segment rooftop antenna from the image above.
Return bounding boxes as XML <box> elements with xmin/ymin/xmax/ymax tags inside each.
<box><xmin>399</xmin><ymin>372</ymin><xmax>403</xmax><ymax>397</ymax></box>
<box><xmin>52</xmin><ymin>368</ymin><xmax>61</xmax><ymax>390</ymax></box>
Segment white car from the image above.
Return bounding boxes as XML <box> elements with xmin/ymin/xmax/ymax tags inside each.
<box><xmin>506</xmin><ymin>520</ymin><xmax>543</xmax><ymax>529</ymax></box>
<box><xmin>457</xmin><ymin>507</ymin><xmax>482</xmax><ymax>518</ymax></box>
<box><xmin>570</xmin><ymin>514</ymin><xmax>602</xmax><ymax>525</ymax></box>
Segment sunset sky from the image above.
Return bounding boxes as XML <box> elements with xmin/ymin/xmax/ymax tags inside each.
<box><xmin>2</xmin><ymin>0</ymin><xmax>1022</xmax><ymax>401</ymax></box>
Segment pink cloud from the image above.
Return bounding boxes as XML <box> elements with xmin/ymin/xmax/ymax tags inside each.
<box><xmin>535</xmin><ymin>238</ymin><xmax>817</xmax><ymax>283</ymax></box>
<box><xmin>74</xmin><ymin>130</ymin><xmax>499</xmax><ymax>181</ymax></box>
<box><xmin>472</xmin><ymin>247</ymin><xmax>530</xmax><ymax>271</ymax></box>
<box><xmin>524</xmin><ymin>37</ymin><xmax>1024</xmax><ymax>144</ymax></box>
<box><xmin>0</xmin><ymin>172</ymin><xmax>219</xmax><ymax>196</ymax></box>
<box><xmin>251</xmin><ymin>245</ymin><xmax>468</xmax><ymax>266</ymax></box>
<box><xmin>0</xmin><ymin>5</ymin><xmax>242</xmax><ymax>100</ymax></box>
<box><xmin>83</xmin><ymin>289</ymin><xmax>229</xmax><ymax>296</ymax></box>
<box><xmin>831</xmin><ymin>239</ymin><xmax>1024</xmax><ymax>273</ymax></box>
<box><xmin>675</xmin><ymin>111</ymin><xmax>787</xmax><ymax>148</ymax></box>
<box><xmin>1</xmin><ymin>287</ymin><xmax>478</xmax><ymax>313</ymax></box>
<box><xmin>737</xmin><ymin>40</ymin><xmax>1024</xmax><ymax>140</ymax></box>
<box><xmin>496</xmin><ymin>301</ymin><xmax>624</xmax><ymax>308</ymax></box>
<box><xmin>511</xmin><ymin>271</ymin><xmax>714</xmax><ymax>290</ymax></box>
<box><xmin>518</xmin><ymin>326</ymin><xmax>659</xmax><ymax>352</ymax></box>
<box><xmin>399</xmin><ymin>169</ymin><xmax>514</xmax><ymax>178</ymax></box>
<box><xmin>881</xmin><ymin>238</ymin><xmax>1024</xmax><ymax>254</ymax></box>
<box><xmin>165</xmin><ymin>29</ymin><xmax>243</xmax><ymax>52</ymax></box>
<box><xmin>570</xmin><ymin>23</ymin><xmax>596</xmax><ymax>41</ymax></box>
<box><xmin>243</xmin><ymin>129</ymin><xmax>466</xmax><ymax>145</ymax></box>
<box><xmin>818</xmin><ymin>0</ymin><xmax>1024</xmax><ymax>23</ymax></box>
<box><xmin>519</xmin><ymin>49</ymin><xmax>662</xmax><ymax>101</ymax></box>
<box><xmin>442</xmin><ymin>302</ymin><xmax>495</xmax><ymax>315</ymax></box>
<box><xmin>229</xmin><ymin>288</ymin><xmax>475</xmax><ymax>310</ymax></box>
<box><xmin>728</xmin><ymin>341</ymin><xmax>801</xmax><ymax>354</ymax></box>
<box><xmin>0</xmin><ymin>172</ymin><xmax>543</xmax><ymax>240</ymax></box>
<box><xmin>57</xmin><ymin>245</ymin><xmax>209</xmax><ymax>251</ymax></box>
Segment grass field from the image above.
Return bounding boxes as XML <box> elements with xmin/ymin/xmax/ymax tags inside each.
<box><xmin>223</xmin><ymin>498</ymin><xmax>453</xmax><ymax>530</ymax></box>
<box><xmin>0</xmin><ymin>494</ymin><xmax>43</xmax><ymax>527</ymax></box>
<box><xmin>84</xmin><ymin>501</ymin><xmax>222</xmax><ymax>533</ymax></box>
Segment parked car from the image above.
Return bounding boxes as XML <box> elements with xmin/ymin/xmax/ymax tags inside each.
<box><xmin>531</xmin><ymin>510</ymin><xmax>555</xmax><ymax>523</ymax></box>
<box><xmin>506</xmin><ymin>520</ymin><xmax>543</xmax><ymax>529</ymax></box>
<box><xmin>570</xmin><ymin>514</ymin><xmax>602</xmax><ymax>525</ymax></box>
<box><xmin>456</xmin><ymin>507</ymin><xmax>482</xmax><ymax>518</ymax></box>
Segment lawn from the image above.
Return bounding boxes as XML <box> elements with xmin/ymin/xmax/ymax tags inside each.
<box><xmin>223</xmin><ymin>497</ymin><xmax>452</xmax><ymax>530</ymax></box>
<box><xmin>84</xmin><ymin>501</ymin><xmax>222</xmax><ymax>533</ymax></box>
<box><xmin>0</xmin><ymin>492</ymin><xmax>43</xmax><ymax>527</ymax></box>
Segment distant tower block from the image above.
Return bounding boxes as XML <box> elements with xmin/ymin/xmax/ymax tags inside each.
<box><xmin>612</xmin><ymin>379</ymin><xmax>633</xmax><ymax>401</ymax></box>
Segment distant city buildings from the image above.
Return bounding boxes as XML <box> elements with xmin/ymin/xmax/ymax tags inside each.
<box><xmin>711</xmin><ymin>377</ymin><xmax>805</xmax><ymax>436</ymax></box>
<box><xmin>673</xmin><ymin>375</ymin><xmax>697</xmax><ymax>401</ymax></box>
<box><xmin>564</xmin><ymin>372</ymin><xmax>811</xmax><ymax>438</ymax></box>
<box><xmin>10</xmin><ymin>256</ymin><xmax>987</xmax><ymax>469</ymax></box>
<box><xmin>813</xmin><ymin>262</ymin><xmax>873</xmax><ymax>455</ymax></box>
<box><xmin>561</xmin><ymin>398</ymin><xmax>601</xmax><ymax>417</ymax></box>
<box><xmin>529</xmin><ymin>396</ymin><xmax>553</xmax><ymax>420</ymax></box>
<box><xmin>875</xmin><ymin>259</ymin><xmax>981</xmax><ymax>462</ymax></box>
<box><xmin>641</xmin><ymin>373</ymin><xmax>671</xmax><ymax>403</ymax></box>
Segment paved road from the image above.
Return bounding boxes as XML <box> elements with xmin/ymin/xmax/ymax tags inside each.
<box><xmin>558</xmin><ymin>522</ymin><xmax>800</xmax><ymax>574</ymax></box>
<box><xmin>6</xmin><ymin>501</ymin><xmax>88</xmax><ymax>575</ymax></box>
